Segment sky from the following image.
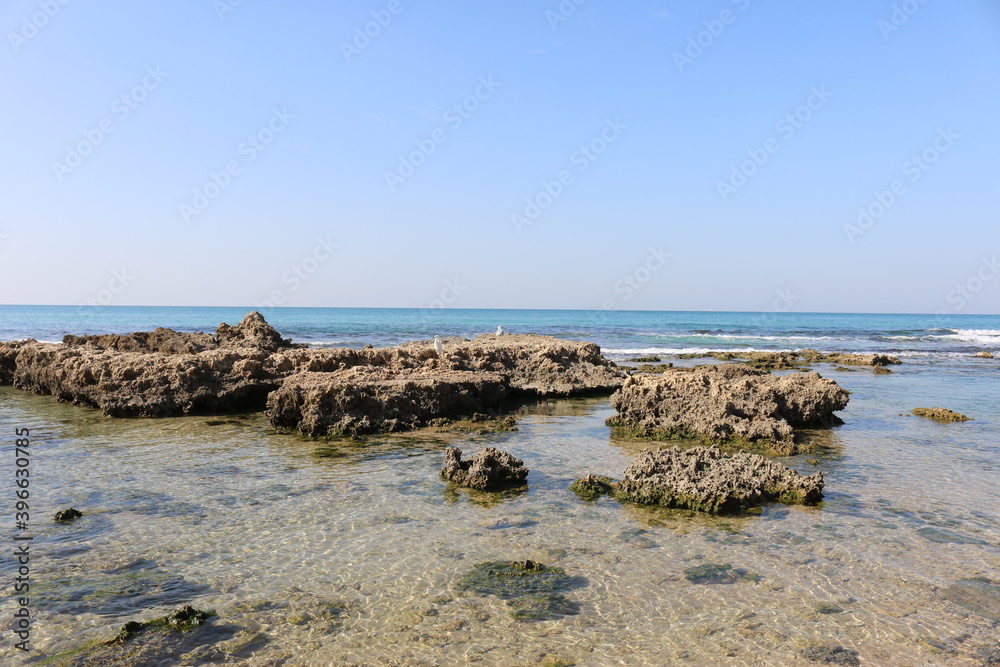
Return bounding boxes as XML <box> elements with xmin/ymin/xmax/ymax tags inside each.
<box><xmin>1</xmin><ymin>0</ymin><xmax>998</xmax><ymax>314</ymax></box>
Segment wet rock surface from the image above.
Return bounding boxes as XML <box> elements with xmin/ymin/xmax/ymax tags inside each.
<box><xmin>944</xmin><ymin>578</ymin><xmax>1000</xmax><ymax>622</ymax></box>
<box><xmin>455</xmin><ymin>560</ymin><xmax>581</xmax><ymax>621</ymax></box>
<box><xmin>675</xmin><ymin>349</ymin><xmax>901</xmax><ymax>369</ymax></box>
<box><xmin>912</xmin><ymin>407</ymin><xmax>971</xmax><ymax>422</ymax></box>
<box><xmin>800</xmin><ymin>644</ymin><xmax>861</xmax><ymax>665</ymax></box>
<box><xmin>54</xmin><ymin>507</ymin><xmax>84</xmax><ymax>522</ymax></box>
<box><xmin>441</xmin><ymin>446</ymin><xmax>528</xmax><ymax>490</ymax></box>
<box><xmin>613</xmin><ymin>445</ymin><xmax>824</xmax><ymax>513</ymax></box>
<box><xmin>607</xmin><ymin>364</ymin><xmax>849</xmax><ymax>455</ymax></box>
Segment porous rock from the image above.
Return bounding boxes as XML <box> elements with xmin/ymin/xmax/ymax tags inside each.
<box><xmin>265</xmin><ymin>369</ymin><xmax>508</xmax><ymax>436</ymax></box>
<box><xmin>607</xmin><ymin>364</ymin><xmax>849</xmax><ymax>455</ymax></box>
<box><xmin>441</xmin><ymin>446</ymin><xmax>528</xmax><ymax>490</ymax></box>
<box><xmin>613</xmin><ymin>445</ymin><xmax>824</xmax><ymax>513</ymax></box>
<box><xmin>912</xmin><ymin>407</ymin><xmax>970</xmax><ymax>422</ymax></box>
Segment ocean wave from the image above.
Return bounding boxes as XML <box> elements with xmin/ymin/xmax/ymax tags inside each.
<box><xmin>603</xmin><ymin>347</ymin><xmax>794</xmax><ymax>356</ymax></box>
<box><xmin>943</xmin><ymin>329</ymin><xmax>1000</xmax><ymax>344</ymax></box>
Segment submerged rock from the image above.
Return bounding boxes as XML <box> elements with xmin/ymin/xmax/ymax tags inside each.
<box><xmin>607</xmin><ymin>364</ymin><xmax>849</xmax><ymax>455</ymax></box>
<box><xmin>441</xmin><ymin>446</ymin><xmax>528</xmax><ymax>490</ymax></box>
<box><xmin>110</xmin><ymin>605</ymin><xmax>214</xmax><ymax>645</ymax></box>
<box><xmin>912</xmin><ymin>407</ymin><xmax>970</xmax><ymax>422</ymax></box>
<box><xmin>614</xmin><ymin>445</ymin><xmax>823</xmax><ymax>513</ymax></box>
<box><xmin>455</xmin><ymin>560</ymin><xmax>572</xmax><ymax>599</ymax></box>
<box><xmin>54</xmin><ymin>508</ymin><xmax>84</xmax><ymax>522</ymax></box>
<box><xmin>507</xmin><ymin>593</ymin><xmax>578</xmax><ymax>621</ymax></box>
<box><xmin>569</xmin><ymin>474</ymin><xmax>615</xmax><ymax>501</ymax></box>
<box><xmin>943</xmin><ymin>578</ymin><xmax>1000</xmax><ymax>622</ymax></box>
<box><xmin>801</xmin><ymin>644</ymin><xmax>860</xmax><ymax>665</ymax></box>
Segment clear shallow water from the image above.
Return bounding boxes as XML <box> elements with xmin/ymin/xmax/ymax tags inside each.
<box><xmin>1</xmin><ymin>344</ymin><xmax>999</xmax><ymax>665</ymax></box>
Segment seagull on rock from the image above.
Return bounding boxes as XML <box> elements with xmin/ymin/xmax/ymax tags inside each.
<box><xmin>495</xmin><ymin>326</ymin><xmax>505</xmax><ymax>336</ymax></box>
<box><xmin>434</xmin><ymin>336</ymin><xmax>444</xmax><ymax>355</ymax></box>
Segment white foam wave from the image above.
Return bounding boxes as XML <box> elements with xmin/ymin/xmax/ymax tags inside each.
<box><xmin>944</xmin><ymin>329</ymin><xmax>1000</xmax><ymax>344</ymax></box>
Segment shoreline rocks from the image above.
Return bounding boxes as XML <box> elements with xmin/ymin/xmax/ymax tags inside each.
<box><xmin>672</xmin><ymin>349</ymin><xmax>901</xmax><ymax>370</ymax></box>
<box><xmin>0</xmin><ymin>314</ymin><xmax>627</xmax><ymax>432</ymax></box>
<box><xmin>613</xmin><ymin>445</ymin><xmax>824</xmax><ymax>513</ymax></box>
<box><xmin>606</xmin><ymin>364</ymin><xmax>849</xmax><ymax>455</ymax></box>
<box><xmin>441</xmin><ymin>446</ymin><xmax>528</xmax><ymax>490</ymax></box>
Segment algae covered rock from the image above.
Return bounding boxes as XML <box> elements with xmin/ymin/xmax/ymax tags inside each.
<box><xmin>801</xmin><ymin>644</ymin><xmax>860</xmax><ymax>665</ymax></box>
<box><xmin>455</xmin><ymin>560</ymin><xmax>571</xmax><ymax>599</ymax></box>
<box><xmin>912</xmin><ymin>407</ymin><xmax>970</xmax><ymax>422</ymax></box>
<box><xmin>54</xmin><ymin>507</ymin><xmax>84</xmax><ymax>522</ymax></box>
<box><xmin>614</xmin><ymin>445</ymin><xmax>823</xmax><ymax>513</ymax></box>
<box><xmin>607</xmin><ymin>364</ymin><xmax>849</xmax><ymax>455</ymax></box>
<box><xmin>110</xmin><ymin>605</ymin><xmax>214</xmax><ymax>645</ymax></box>
<box><xmin>569</xmin><ymin>474</ymin><xmax>614</xmax><ymax>501</ymax></box>
<box><xmin>507</xmin><ymin>593</ymin><xmax>578</xmax><ymax>621</ymax></box>
<box><xmin>441</xmin><ymin>446</ymin><xmax>528</xmax><ymax>490</ymax></box>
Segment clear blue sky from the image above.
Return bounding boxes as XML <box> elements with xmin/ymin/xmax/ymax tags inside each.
<box><xmin>1</xmin><ymin>0</ymin><xmax>998</xmax><ymax>313</ymax></box>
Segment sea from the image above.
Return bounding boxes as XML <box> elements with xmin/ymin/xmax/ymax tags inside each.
<box><xmin>1</xmin><ymin>306</ymin><xmax>998</xmax><ymax>666</ymax></box>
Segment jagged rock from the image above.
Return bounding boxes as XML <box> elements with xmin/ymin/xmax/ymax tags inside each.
<box><xmin>873</xmin><ymin>365</ymin><xmax>892</xmax><ymax>375</ymax></box>
<box><xmin>817</xmin><ymin>351</ymin><xmax>901</xmax><ymax>366</ymax></box>
<box><xmin>3</xmin><ymin>315</ymin><xmax>625</xmax><ymax>429</ymax></box>
<box><xmin>613</xmin><ymin>446</ymin><xmax>823</xmax><ymax>513</ymax></box>
<box><xmin>912</xmin><ymin>407</ymin><xmax>970</xmax><ymax>422</ymax></box>
<box><xmin>606</xmin><ymin>364</ymin><xmax>849</xmax><ymax>455</ymax></box>
<box><xmin>63</xmin><ymin>328</ymin><xmax>218</xmax><ymax>354</ymax></box>
<box><xmin>214</xmin><ymin>311</ymin><xmax>295</xmax><ymax>351</ymax></box>
<box><xmin>569</xmin><ymin>474</ymin><xmax>615</xmax><ymax>501</ymax></box>
<box><xmin>266</xmin><ymin>369</ymin><xmax>508</xmax><ymax>436</ymax></box>
<box><xmin>441</xmin><ymin>446</ymin><xmax>528</xmax><ymax>490</ymax></box>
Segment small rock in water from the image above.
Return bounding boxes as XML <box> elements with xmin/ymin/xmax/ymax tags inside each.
<box><xmin>506</xmin><ymin>593</ymin><xmax>578</xmax><ymax>621</ymax></box>
<box><xmin>569</xmin><ymin>474</ymin><xmax>614</xmax><ymax>501</ymax></box>
<box><xmin>801</xmin><ymin>644</ymin><xmax>860</xmax><ymax>665</ymax></box>
<box><xmin>441</xmin><ymin>446</ymin><xmax>528</xmax><ymax>490</ymax></box>
<box><xmin>912</xmin><ymin>407</ymin><xmax>971</xmax><ymax>422</ymax></box>
<box><xmin>54</xmin><ymin>508</ymin><xmax>83</xmax><ymax>522</ymax></box>
<box><xmin>973</xmin><ymin>351</ymin><xmax>993</xmax><ymax>358</ymax></box>
<box><xmin>815</xmin><ymin>603</ymin><xmax>843</xmax><ymax>614</ymax></box>
<box><xmin>916</xmin><ymin>526</ymin><xmax>987</xmax><ymax>545</ymax></box>
<box><xmin>683</xmin><ymin>563</ymin><xmax>732</xmax><ymax>584</ymax></box>
<box><xmin>943</xmin><ymin>578</ymin><xmax>1000</xmax><ymax>622</ymax></box>
<box><xmin>455</xmin><ymin>560</ymin><xmax>572</xmax><ymax>599</ymax></box>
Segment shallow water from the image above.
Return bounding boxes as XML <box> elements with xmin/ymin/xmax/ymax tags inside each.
<box><xmin>1</xmin><ymin>357</ymin><xmax>999</xmax><ymax>666</ymax></box>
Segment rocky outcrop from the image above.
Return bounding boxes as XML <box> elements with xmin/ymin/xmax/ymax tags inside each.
<box><xmin>441</xmin><ymin>446</ymin><xmax>528</xmax><ymax>490</ymax></box>
<box><xmin>606</xmin><ymin>364</ymin><xmax>849</xmax><ymax>455</ymax></box>
<box><xmin>912</xmin><ymin>407</ymin><xmax>971</xmax><ymax>422</ymax></box>
<box><xmin>61</xmin><ymin>311</ymin><xmax>295</xmax><ymax>354</ymax></box>
<box><xmin>675</xmin><ymin>349</ymin><xmax>901</xmax><ymax>368</ymax></box>
<box><xmin>613</xmin><ymin>445</ymin><xmax>823</xmax><ymax>513</ymax></box>
<box><xmin>265</xmin><ymin>369</ymin><xmax>509</xmax><ymax>436</ymax></box>
<box><xmin>2</xmin><ymin>315</ymin><xmax>625</xmax><ymax>429</ymax></box>
<box><xmin>974</xmin><ymin>351</ymin><xmax>994</xmax><ymax>359</ymax></box>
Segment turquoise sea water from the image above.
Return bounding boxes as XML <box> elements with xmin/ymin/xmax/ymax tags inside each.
<box><xmin>2</xmin><ymin>305</ymin><xmax>999</xmax><ymax>359</ymax></box>
<box><xmin>1</xmin><ymin>307</ymin><xmax>998</xmax><ymax>665</ymax></box>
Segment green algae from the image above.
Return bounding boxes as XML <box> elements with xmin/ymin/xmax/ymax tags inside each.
<box><xmin>569</xmin><ymin>475</ymin><xmax>614</xmax><ymax>501</ymax></box>
<box><xmin>456</xmin><ymin>560</ymin><xmax>572</xmax><ymax>599</ymax></box>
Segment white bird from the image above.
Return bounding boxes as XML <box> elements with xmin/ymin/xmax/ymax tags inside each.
<box><xmin>495</xmin><ymin>325</ymin><xmax>505</xmax><ymax>336</ymax></box>
<box><xmin>434</xmin><ymin>336</ymin><xmax>444</xmax><ymax>355</ymax></box>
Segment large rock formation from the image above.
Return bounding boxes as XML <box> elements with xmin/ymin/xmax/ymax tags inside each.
<box><xmin>265</xmin><ymin>369</ymin><xmax>509</xmax><ymax>436</ymax></box>
<box><xmin>441</xmin><ymin>446</ymin><xmax>529</xmax><ymax>490</ymax></box>
<box><xmin>614</xmin><ymin>445</ymin><xmax>824</xmax><ymax>513</ymax></box>
<box><xmin>1</xmin><ymin>314</ymin><xmax>626</xmax><ymax>429</ymax></box>
<box><xmin>607</xmin><ymin>364</ymin><xmax>849</xmax><ymax>455</ymax></box>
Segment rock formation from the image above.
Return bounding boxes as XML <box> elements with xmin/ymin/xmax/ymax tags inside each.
<box><xmin>613</xmin><ymin>445</ymin><xmax>824</xmax><ymax>513</ymax></box>
<box><xmin>266</xmin><ymin>369</ymin><xmax>509</xmax><ymax>436</ymax></box>
<box><xmin>1</xmin><ymin>314</ymin><xmax>626</xmax><ymax>430</ymax></box>
<box><xmin>606</xmin><ymin>364</ymin><xmax>850</xmax><ymax>455</ymax></box>
<box><xmin>912</xmin><ymin>407</ymin><xmax>971</xmax><ymax>422</ymax></box>
<box><xmin>440</xmin><ymin>446</ymin><xmax>528</xmax><ymax>490</ymax></box>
